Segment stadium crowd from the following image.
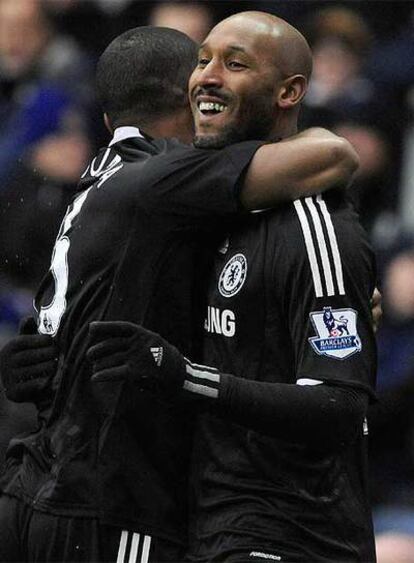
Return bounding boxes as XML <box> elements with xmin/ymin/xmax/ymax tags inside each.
<box><xmin>0</xmin><ymin>1</ymin><xmax>413</xmax><ymax>561</ymax></box>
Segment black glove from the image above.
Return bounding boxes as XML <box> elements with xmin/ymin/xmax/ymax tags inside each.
<box><xmin>87</xmin><ymin>321</ymin><xmax>186</xmax><ymax>396</ymax></box>
<box><xmin>0</xmin><ymin>317</ymin><xmax>58</xmax><ymax>403</ymax></box>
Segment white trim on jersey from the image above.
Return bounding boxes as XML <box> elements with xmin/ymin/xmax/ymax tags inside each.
<box><xmin>183</xmin><ymin>360</ymin><xmax>220</xmax><ymax>399</ymax></box>
<box><xmin>141</xmin><ymin>536</ymin><xmax>152</xmax><ymax>563</ymax></box>
<box><xmin>293</xmin><ymin>200</ymin><xmax>323</xmax><ymax>297</ymax></box>
<box><xmin>296</xmin><ymin>378</ymin><xmax>323</xmax><ymax>386</ymax></box>
<box><xmin>116</xmin><ymin>530</ymin><xmax>129</xmax><ymax>563</ymax></box>
<box><xmin>185</xmin><ymin>363</ymin><xmax>220</xmax><ymax>383</ymax></box>
<box><xmin>305</xmin><ymin>198</ymin><xmax>335</xmax><ymax>296</ymax></box>
<box><xmin>109</xmin><ymin>126</ymin><xmax>144</xmax><ymax>147</ymax></box>
<box><xmin>116</xmin><ymin>531</ymin><xmax>152</xmax><ymax>563</ymax></box>
<box><xmin>183</xmin><ymin>380</ymin><xmax>219</xmax><ymax>398</ymax></box>
<box><xmin>294</xmin><ymin>195</ymin><xmax>345</xmax><ymax>297</ymax></box>
<box><xmin>316</xmin><ymin>195</ymin><xmax>345</xmax><ymax>295</ymax></box>
<box><xmin>128</xmin><ymin>533</ymin><xmax>140</xmax><ymax>563</ymax></box>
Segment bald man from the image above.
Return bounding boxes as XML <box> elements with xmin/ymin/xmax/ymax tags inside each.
<box><xmin>185</xmin><ymin>12</ymin><xmax>377</xmax><ymax>561</ymax></box>
<box><xmin>85</xmin><ymin>12</ymin><xmax>377</xmax><ymax>562</ymax></box>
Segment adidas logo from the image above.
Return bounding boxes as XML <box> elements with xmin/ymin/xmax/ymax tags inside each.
<box><xmin>150</xmin><ymin>347</ymin><xmax>163</xmax><ymax>366</ymax></box>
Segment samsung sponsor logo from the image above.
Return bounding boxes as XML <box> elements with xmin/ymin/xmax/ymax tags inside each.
<box><xmin>204</xmin><ymin>306</ymin><xmax>235</xmax><ymax>337</ymax></box>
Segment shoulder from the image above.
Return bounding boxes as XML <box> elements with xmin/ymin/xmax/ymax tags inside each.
<box><xmin>267</xmin><ymin>193</ymin><xmax>375</xmax><ymax>292</ymax></box>
<box><xmin>268</xmin><ymin>193</ymin><xmax>373</xmax><ymax>257</ymax></box>
<box><xmin>147</xmin><ymin>139</ymin><xmax>263</xmax><ymax>171</ymax></box>
<box><xmin>135</xmin><ymin>139</ymin><xmax>264</xmax><ymax>201</ymax></box>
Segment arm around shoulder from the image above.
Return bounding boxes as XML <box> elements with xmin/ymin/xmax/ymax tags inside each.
<box><xmin>240</xmin><ymin>128</ymin><xmax>359</xmax><ymax>210</ymax></box>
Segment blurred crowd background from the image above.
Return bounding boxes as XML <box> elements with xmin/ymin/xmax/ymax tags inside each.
<box><xmin>0</xmin><ymin>0</ymin><xmax>413</xmax><ymax>560</ymax></box>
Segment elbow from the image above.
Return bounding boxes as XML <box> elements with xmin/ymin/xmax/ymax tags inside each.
<box><xmin>335</xmin><ymin>394</ymin><xmax>368</xmax><ymax>448</ymax></box>
<box><xmin>332</xmin><ymin>138</ymin><xmax>360</xmax><ymax>186</ymax></box>
<box><xmin>313</xmin><ymin>388</ymin><xmax>368</xmax><ymax>452</ymax></box>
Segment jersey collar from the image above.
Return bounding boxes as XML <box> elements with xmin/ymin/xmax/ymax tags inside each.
<box><xmin>109</xmin><ymin>126</ymin><xmax>144</xmax><ymax>147</ymax></box>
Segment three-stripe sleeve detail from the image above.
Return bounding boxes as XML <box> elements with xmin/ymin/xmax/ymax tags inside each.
<box><xmin>293</xmin><ymin>200</ymin><xmax>323</xmax><ymax>297</ymax></box>
<box><xmin>183</xmin><ymin>360</ymin><xmax>220</xmax><ymax>399</ymax></box>
<box><xmin>116</xmin><ymin>531</ymin><xmax>152</xmax><ymax>563</ymax></box>
<box><xmin>128</xmin><ymin>534</ymin><xmax>140</xmax><ymax>563</ymax></box>
<box><xmin>141</xmin><ymin>536</ymin><xmax>152</xmax><ymax>563</ymax></box>
<box><xmin>294</xmin><ymin>195</ymin><xmax>345</xmax><ymax>297</ymax></box>
<box><xmin>117</xmin><ymin>531</ymin><xmax>129</xmax><ymax>563</ymax></box>
<box><xmin>316</xmin><ymin>195</ymin><xmax>345</xmax><ymax>295</ymax></box>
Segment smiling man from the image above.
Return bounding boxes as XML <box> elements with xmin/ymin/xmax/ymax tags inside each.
<box><xmin>188</xmin><ymin>13</ymin><xmax>376</xmax><ymax>562</ymax></box>
<box><xmin>187</xmin><ymin>13</ymin><xmax>376</xmax><ymax>562</ymax></box>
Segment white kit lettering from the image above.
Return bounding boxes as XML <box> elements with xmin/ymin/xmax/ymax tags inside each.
<box><xmin>81</xmin><ymin>148</ymin><xmax>123</xmax><ymax>188</ymax></box>
<box><xmin>204</xmin><ymin>306</ymin><xmax>236</xmax><ymax>337</ymax></box>
<box><xmin>38</xmin><ymin>151</ymin><xmax>123</xmax><ymax>336</ymax></box>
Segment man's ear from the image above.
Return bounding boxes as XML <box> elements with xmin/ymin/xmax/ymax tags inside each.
<box><xmin>277</xmin><ymin>75</ymin><xmax>308</xmax><ymax>109</ymax></box>
<box><xmin>104</xmin><ymin>113</ymin><xmax>113</xmax><ymax>135</ymax></box>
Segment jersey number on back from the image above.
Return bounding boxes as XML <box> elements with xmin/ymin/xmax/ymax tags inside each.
<box><xmin>37</xmin><ymin>150</ymin><xmax>123</xmax><ymax>336</ymax></box>
<box><xmin>38</xmin><ymin>188</ymin><xmax>92</xmax><ymax>336</ymax></box>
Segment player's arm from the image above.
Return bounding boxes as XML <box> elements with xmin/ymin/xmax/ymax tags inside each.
<box><xmin>86</xmin><ymin>321</ymin><xmax>369</xmax><ymax>449</ymax></box>
<box><xmin>143</xmin><ymin>128</ymin><xmax>358</xmax><ymax>223</ymax></box>
<box><xmin>240</xmin><ymin>128</ymin><xmax>359</xmax><ymax>210</ymax></box>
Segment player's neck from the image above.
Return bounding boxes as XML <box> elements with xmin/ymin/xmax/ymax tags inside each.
<box><xmin>143</xmin><ymin>109</ymin><xmax>194</xmax><ymax>144</ymax></box>
<box><xmin>267</xmin><ymin>112</ymin><xmax>298</xmax><ymax>141</ymax></box>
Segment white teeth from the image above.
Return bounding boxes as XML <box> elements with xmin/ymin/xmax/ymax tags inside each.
<box><xmin>198</xmin><ymin>101</ymin><xmax>226</xmax><ymax>113</ymax></box>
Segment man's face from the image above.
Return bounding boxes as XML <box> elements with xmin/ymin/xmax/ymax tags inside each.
<box><xmin>189</xmin><ymin>18</ymin><xmax>283</xmax><ymax>149</ymax></box>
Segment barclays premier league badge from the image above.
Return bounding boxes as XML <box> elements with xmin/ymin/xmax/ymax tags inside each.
<box><xmin>308</xmin><ymin>307</ymin><xmax>362</xmax><ymax>360</ymax></box>
<box><xmin>218</xmin><ymin>253</ymin><xmax>247</xmax><ymax>297</ymax></box>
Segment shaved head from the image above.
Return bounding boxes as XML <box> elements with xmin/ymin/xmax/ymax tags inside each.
<box><xmin>190</xmin><ymin>10</ymin><xmax>313</xmax><ymax>147</ymax></box>
<box><xmin>210</xmin><ymin>11</ymin><xmax>313</xmax><ymax>81</ymax></box>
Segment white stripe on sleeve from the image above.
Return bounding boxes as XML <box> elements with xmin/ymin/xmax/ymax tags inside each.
<box><xmin>183</xmin><ymin>380</ymin><xmax>219</xmax><ymax>398</ymax></box>
<box><xmin>305</xmin><ymin>197</ymin><xmax>335</xmax><ymax>296</ymax></box>
<box><xmin>128</xmin><ymin>533</ymin><xmax>140</xmax><ymax>563</ymax></box>
<box><xmin>185</xmin><ymin>363</ymin><xmax>220</xmax><ymax>382</ymax></box>
<box><xmin>141</xmin><ymin>535</ymin><xmax>152</xmax><ymax>563</ymax></box>
<box><xmin>116</xmin><ymin>531</ymin><xmax>129</xmax><ymax>563</ymax></box>
<box><xmin>294</xmin><ymin>200</ymin><xmax>323</xmax><ymax>297</ymax></box>
<box><xmin>316</xmin><ymin>195</ymin><xmax>345</xmax><ymax>295</ymax></box>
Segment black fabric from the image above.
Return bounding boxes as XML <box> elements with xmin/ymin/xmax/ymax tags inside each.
<box><xmin>188</xmin><ymin>195</ymin><xmax>377</xmax><ymax>562</ymax></box>
<box><xmin>185</xmin><ymin>531</ymin><xmax>324</xmax><ymax>563</ymax></box>
<box><xmin>0</xmin><ymin>135</ymin><xmax>262</xmax><ymax>545</ymax></box>
<box><xmin>0</xmin><ymin>494</ymin><xmax>182</xmax><ymax>562</ymax></box>
<box><xmin>0</xmin><ymin>317</ymin><xmax>58</xmax><ymax>406</ymax></box>
<box><xmin>219</xmin><ymin>374</ymin><xmax>369</xmax><ymax>448</ymax></box>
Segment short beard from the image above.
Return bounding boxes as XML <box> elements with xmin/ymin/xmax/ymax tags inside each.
<box><xmin>193</xmin><ymin>123</ymin><xmax>244</xmax><ymax>149</ymax></box>
<box><xmin>193</xmin><ymin>93</ymin><xmax>274</xmax><ymax>149</ymax></box>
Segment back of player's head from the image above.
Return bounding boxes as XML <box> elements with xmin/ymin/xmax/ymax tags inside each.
<box><xmin>96</xmin><ymin>26</ymin><xmax>198</xmax><ymax>128</ymax></box>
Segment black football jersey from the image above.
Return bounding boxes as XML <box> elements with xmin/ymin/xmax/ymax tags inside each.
<box><xmin>188</xmin><ymin>193</ymin><xmax>377</xmax><ymax>561</ymax></box>
<box><xmin>0</xmin><ymin>132</ymin><xmax>262</xmax><ymax>544</ymax></box>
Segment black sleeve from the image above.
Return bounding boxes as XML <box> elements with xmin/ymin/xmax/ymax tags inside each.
<box><xmin>218</xmin><ymin>373</ymin><xmax>368</xmax><ymax>448</ymax></box>
<box><xmin>272</xmin><ymin>194</ymin><xmax>377</xmax><ymax>399</ymax></box>
<box><xmin>138</xmin><ymin>140</ymin><xmax>263</xmax><ymax>226</ymax></box>
<box><xmin>180</xmin><ymin>359</ymin><xmax>368</xmax><ymax>449</ymax></box>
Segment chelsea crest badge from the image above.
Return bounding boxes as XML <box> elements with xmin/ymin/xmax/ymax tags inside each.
<box><xmin>218</xmin><ymin>253</ymin><xmax>247</xmax><ymax>298</ymax></box>
<box><xmin>308</xmin><ymin>307</ymin><xmax>362</xmax><ymax>360</ymax></box>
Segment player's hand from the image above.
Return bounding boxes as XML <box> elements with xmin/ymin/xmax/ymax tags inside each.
<box><xmin>87</xmin><ymin>321</ymin><xmax>186</xmax><ymax>396</ymax></box>
<box><xmin>371</xmin><ymin>287</ymin><xmax>382</xmax><ymax>333</ymax></box>
<box><xmin>0</xmin><ymin>317</ymin><xmax>58</xmax><ymax>403</ymax></box>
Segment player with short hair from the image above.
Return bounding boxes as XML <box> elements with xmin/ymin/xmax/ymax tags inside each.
<box><xmin>0</xmin><ymin>23</ymin><xmax>358</xmax><ymax>562</ymax></box>
<box><xmin>85</xmin><ymin>13</ymin><xmax>377</xmax><ymax>562</ymax></box>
